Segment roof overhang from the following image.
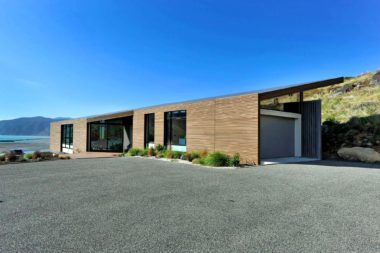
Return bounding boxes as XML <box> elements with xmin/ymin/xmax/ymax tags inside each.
<box><xmin>87</xmin><ymin>110</ymin><xmax>134</xmax><ymax>123</ymax></box>
<box><xmin>258</xmin><ymin>77</ymin><xmax>345</xmax><ymax>100</ymax></box>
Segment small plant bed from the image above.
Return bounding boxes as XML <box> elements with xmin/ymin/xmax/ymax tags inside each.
<box><xmin>120</xmin><ymin>145</ymin><xmax>240</xmax><ymax>168</ymax></box>
<box><xmin>0</xmin><ymin>150</ymin><xmax>71</xmax><ymax>166</ymax></box>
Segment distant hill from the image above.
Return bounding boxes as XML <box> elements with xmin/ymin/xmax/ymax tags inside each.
<box><xmin>303</xmin><ymin>69</ymin><xmax>380</xmax><ymax>123</ymax></box>
<box><xmin>0</xmin><ymin>117</ymin><xmax>70</xmax><ymax>136</ymax></box>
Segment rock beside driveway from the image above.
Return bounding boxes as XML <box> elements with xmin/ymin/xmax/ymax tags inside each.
<box><xmin>338</xmin><ymin>147</ymin><xmax>380</xmax><ymax>163</ymax></box>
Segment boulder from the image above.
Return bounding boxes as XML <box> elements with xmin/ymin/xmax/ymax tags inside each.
<box><xmin>337</xmin><ymin>147</ymin><xmax>380</xmax><ymax>163</ymax></box>
<box><xmin>369</xmin><ymin>71</ymin><xmax>380</xmax><ymax>86</ymax></box>
<box><xmin>330</xmin><ymin>83</ymin><xmax>355</xmax><ymax>97</ymax></box>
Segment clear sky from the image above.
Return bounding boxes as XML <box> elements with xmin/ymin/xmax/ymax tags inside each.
<box><xmin>0</xmin><ymin>0</ymin><xmax>379</xmax><ymax>120</ymax></box>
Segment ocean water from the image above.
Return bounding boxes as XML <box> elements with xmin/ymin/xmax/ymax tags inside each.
<box><xmin>0</xmin><ymin>135</ymin><xmax>50</xmax><ymax>153</ymax></box>
<box><xmin>0</xmin><ymin>135</ymin><xmax>49</xmax><ymax>142</ymax></box>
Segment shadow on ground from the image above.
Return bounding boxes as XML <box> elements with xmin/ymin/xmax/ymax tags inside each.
<box><xmin>299</xmin><ymin>159</ymin><xmax>380</xmax><ymax>169</ymax></box>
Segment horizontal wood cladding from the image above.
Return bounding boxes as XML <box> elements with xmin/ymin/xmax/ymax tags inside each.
<box><xmin>132</xmin><ymin>93</ymin><xmax>259</xmax><ymax>164</ymax></box>
<box><xmin>132</xmin><ymin>101</ymin><xmax>215</xmax><ymax>150</ymax></box>
<box><xmin>72</xmin><ymin>119</ymin><xmax>88</xmax><ymax>153</ymax></box>
<box><xmin>155</xmin><ymin>111</ymin><xmax>165</xmax><ymax>146</ymax></box>
<box><xmin>186</xmin><ymin>100</ymin><xmax>215</xmax><ymax>152</ymax></box>
<box><xmin>215</xmin><ymin>93</ymin><xmax>259</xmax><ymax>164</ymax></box>
<box><xmin>50</xmin><ymin>122</ymin><xmax>61</xmax><ymax>152</ymax></box>
<box><xmin>132</xmin><ymin>113</ymin><xmax>144</xmax><ymax>148</ymax></box>
<box><xmin>50</xmin><ymin>118</ymin><xmax>87</xmax><ymax>153</ymax></box>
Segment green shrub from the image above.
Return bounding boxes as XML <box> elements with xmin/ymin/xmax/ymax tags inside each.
<box><xmin>148</xmin><ymin>147</ymin><xmax>155</xmax><ymax>157</ymax></box>
<box><xmin>184</xmin><ymin>151</ymin><xmax>201</xmax><ymax>161</ymax></box>
<box><xmin>126</xmin><ymin>148</ymin><xmax>143</xmax><ymax>156</ymax></box>
<box><xmin>185</xmin><ymin>151</ymin><xmax>198</xmax><ymax>161</ymax></box>
<box><xmin>40</xmin><ymin>152</ymin><xmax>53</xmax><ymax>159</ymax></box>
<box><xmin>32</xmin><ymin>151</ymin><xmax>42</xmax><ymax>160</ymax></box>
<box><xmin>192</xmin><ymin>158</ymin><xmax>205</xmax><ymax>165</ymax></box>
<box><xmin>191</xmin><ymin>151</ymin><xmax>201</xmax><ymax>161</ymax></box>
<box><xmin>199</xmin><ymin>150</ymin><xmax>208</xmax><ymax>158</ymax></box>
<box><xmin>229</xmin><ymin>153</ymin><xmax>240</xmax><ymax>167</ymax></box>
<box><xmin>0</xmin><ymin>153</ymin><xmax>5</xmax><ymax>162</ymax></box>
<box><xmin>155</xmin><ymin>144</ymin><xmax>164</xmax><ymax>152</ymax></box>
<box><xmin>59</xmin><ymin>154</ymin><xmax>71</xmax><ymax>160</ymax></box>
<box><xmin>204</xmin><ymin>151</ymin><xmax>230</xmax><ymax>167</ymax></box>
<box><xmin>24</xmin><ymin>153</ymin><xmax>33</xmax><ymax>160</ymax></box>
<box><xmin>185</xmin><ymin>152</ymin><xmax>192</xmax><ymax>161</ymax></box>
<box><xmin>6</xmin><ymin>152</ymin><xmax>18</xmax><ymax>162</ymax></box>
<box><xmin>173</xmin><ymin>151</ymin><xmax>183</xmax><ymax>159</ymax></box>
<box><xmin>142</xmin><ymin>148</ymin><xmax>149</xmax><ymax>156</ymax></box>
<box><xmin>156</xmin><ymin>151</ymin><xmax>164</xmax><ymax>158</ymax></box>
<box><xmin>192</xmin><ymin>158</ymin><xmax>200</xmax><ymax>164</ymax></box>
<box><xmin>164</xmin><ymin>150</ymin><xmax>174</xmax><ymax>159</ymax></box>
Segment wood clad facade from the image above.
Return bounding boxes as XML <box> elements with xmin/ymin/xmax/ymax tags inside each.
<box><xmin>132</xmin><ymin>93</ymin><xmax>260</xmax><ymax>164</ymax></box>
<box><xmin>215</xmin><ymin>94</ymin><xmax>260</xmax><ymax>164</ymax></box>
<box><xmin>50</xmin><ymin>118</ymin><xmax>87</xmax><ymax>153</ymax></box>
<box><xmin>50</xmin><ymin>93</ymin><xmax>260</xmax><ymax>164</ymax></box>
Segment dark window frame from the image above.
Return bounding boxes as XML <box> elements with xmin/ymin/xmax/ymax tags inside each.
<box><xmin>61</xmin><ymin>124</ymin><xmax>73</xmax><ymax>150</ymax></box>
<box><xmin>88</xmin><ymin>121</ymin><xmax>124</xmax><ymax>152</ymax></box>
<box><xmin>164</xmin><ymin>110</ymin><xmax>187</xmax><ymax>147</ymax></box>
<box><xmin>144</xmin><ymin>113</ymin><xmax>155</xmax><ymax>148</ymax></box>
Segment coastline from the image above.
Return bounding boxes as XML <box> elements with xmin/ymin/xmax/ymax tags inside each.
<box><xmin>0</xmin><ymin>135</ymin><xmax>50</xmax><ymax>153</ymax></box>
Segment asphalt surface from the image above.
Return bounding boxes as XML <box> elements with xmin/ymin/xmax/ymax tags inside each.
<box><xmin>0</xmin><ymin>158</ymin><xmax>379</xmax><ymax>252</ymax></box>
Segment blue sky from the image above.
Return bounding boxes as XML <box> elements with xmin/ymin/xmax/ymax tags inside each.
<box><xmin>0</xmin><ymin>0</ymin><xmax>379</xmax><ymax>120</ymax></box>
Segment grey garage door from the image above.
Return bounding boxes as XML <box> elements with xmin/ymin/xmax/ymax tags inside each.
<box><xmin>260</xmin><ymin>115</ymin><xmax>295</xmax><ymax>159</ymax></box>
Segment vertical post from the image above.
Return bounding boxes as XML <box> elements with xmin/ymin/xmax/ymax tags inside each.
<box><xmin>299</xmin><ymin>91</ymin><xmax>304</xmax><ymax>113</ymax></box>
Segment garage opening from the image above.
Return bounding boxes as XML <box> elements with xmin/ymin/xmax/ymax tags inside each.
<box><xmin>260</xmin><ymin>92</ymin><xmax>322</xmax><ymax>165</ymax></box>
<box><xmin>260</xmin><ymin>110</ymin><xmax>301</xmax><ymax>159</ymax></box>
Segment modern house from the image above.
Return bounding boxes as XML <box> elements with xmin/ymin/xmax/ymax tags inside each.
<box><xmin>50</xmin><ymin>77</ymin><xmax>344</xmax><ymax>165</ymax></box>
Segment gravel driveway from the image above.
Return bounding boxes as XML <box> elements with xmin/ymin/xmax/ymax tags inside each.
<box><xmin>0</xmin><ymin>158</ymin><xmax>379</xmax><ymax>252</ymax></box>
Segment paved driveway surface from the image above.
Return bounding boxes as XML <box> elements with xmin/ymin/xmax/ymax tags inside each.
<box><xmin>0</xmin><ymin>158</ymin><xmax>379</xmax><ymax>252</ymax></box>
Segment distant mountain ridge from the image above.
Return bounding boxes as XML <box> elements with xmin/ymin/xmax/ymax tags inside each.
<box><xmin>0</xmin><ymin>117</ymin><xmax>70</xmax><ymax>136</ymax></box>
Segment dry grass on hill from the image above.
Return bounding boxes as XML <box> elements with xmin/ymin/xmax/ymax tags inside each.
<box><xmin>304</xmin><ymin>70</ymin><xmax>380</xmax><ymax>123</ymax></box>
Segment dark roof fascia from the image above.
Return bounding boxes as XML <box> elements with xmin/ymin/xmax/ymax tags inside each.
<box><xmin>258</xmin><ymin>77</ymin><xmax>345</xmax><ymax>100</ymax></box>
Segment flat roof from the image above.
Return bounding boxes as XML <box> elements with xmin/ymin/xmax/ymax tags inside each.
<box><xmin>81</xmin><ymin>76</ymin><xmax>344</xmax><ymax>122</ymax></box>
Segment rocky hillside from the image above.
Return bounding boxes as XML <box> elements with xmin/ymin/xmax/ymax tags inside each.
<box><xmin>0</xmin><ymin>117</ymin><xmax>69</xmax><ymax>136</ymax></box>
<box><xmin>303</xmin><ymin>70</ymin><xmax>380</xmax><ymax>159</ymax></box>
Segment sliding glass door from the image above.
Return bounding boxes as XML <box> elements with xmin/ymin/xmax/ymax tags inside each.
<box><xmin>106</xmin><ymin>124</ymin><xmax>123</xmax><ymax>151</ymax></box>
<box><xmin>89</xmin><ymin>121</ymin><xmax>123</xmax><ymax>152</ymax></box>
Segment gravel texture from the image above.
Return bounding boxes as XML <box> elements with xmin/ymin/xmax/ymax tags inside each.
<box><xmin>0</xmin><ymin>158</ymin><xmax>379</xmax><ymax>252</ymax></box>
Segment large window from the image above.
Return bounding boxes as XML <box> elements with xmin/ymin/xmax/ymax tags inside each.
<box><xmin>89</xmin><ymin>120</ymin><xmax>124</xmax><ymax>152</ymax></box>
<box><xmin>144</xmin><ymin>113</ymin><xmax>155</xmax><ymax>148</ymax></box>
<box><xmin>164</xmin><ymin>110</ymin><xmax>186</xmax><ymax>152</ymax></box>
<box><xmin>61</xmin><ymin>124</ymin><xmax>73</xmax><ymax>153</ymax></box>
